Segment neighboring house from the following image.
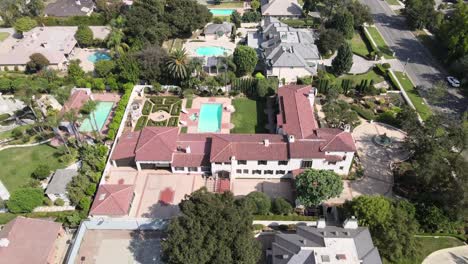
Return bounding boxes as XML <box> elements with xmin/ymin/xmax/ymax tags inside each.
<box><xmin>268</xmin><ymin>218</ymin><xmax>382</xmax><ymax>264</ymax></box>
<box><xmin>261</xmin><ymin>0</ymin><xmax>303</xmax><ymax>18</ymax></box>
<box><xmin>89</xmin><ymin>184</ymin><xmax>135</xmax><ymax>217</ymax></box>
<box><xmin>45</xmin><ymin>168</ymin><xmax>79</xmax><ymax>204</ymax></box>
<box><xmin>0</xmin><ymin>217</ymin><xmax>64</xmax><ymax>264</ymax></box>
<box><xmin>204</xmin><ymin>22</ymin><xmax>234</xmax><ymax>40</ymax></box>
<box><xmin>110</xmin><ymin>85</ymin><xmax>356</xmax><ymax>177</ymax></box>
<box><xmin>253</xmin><ymin>17</ymin><xmax>320</xmax><ymax>83</ymax></box>
<box><xmin>45</xmin><ymin>0</ymin><xmax>95</xmax><ymax>17</ymax></box>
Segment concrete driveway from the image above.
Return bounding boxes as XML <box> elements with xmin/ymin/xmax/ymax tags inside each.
<box><xmin>422</xmin><ymin>245</ymin><xmax>468</xmax><ymax>264</ymax></box>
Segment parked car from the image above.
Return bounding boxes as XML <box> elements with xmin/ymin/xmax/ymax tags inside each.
<box><xmin>446</xmin><ymin>76</ymin><xmax>461</xmax><ymax>87</ymax></box>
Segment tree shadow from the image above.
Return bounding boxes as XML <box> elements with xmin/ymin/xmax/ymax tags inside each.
<box><xmin>128</xmin><ymin>229</ymin><xmax>166</xmax><ymax>264</ymax></box>
<box><xmin>141</xmin><ymin>202</ymin><xmax>180</xmax><ymax>219</ymax></box>
<box><xmin>448</xmin><ymin>252</ymin><xmax>468</xmax><ymax>264</ymax></box>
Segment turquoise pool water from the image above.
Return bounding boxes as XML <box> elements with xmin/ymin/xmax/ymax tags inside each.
<box><xmin>195</xmin><ymin>46</ymin><xmax>229</xmax><ymax>56</ymax></box>
<box><xmin>209</xmin><ymin>9</ymin><xmax>234</xmax><ymax>16</ymax></box>
<box><xmin>79</xmin><ymin>101</ymin><xmax>114</xmax><ymax>132</ymax></box>
<box><xmin>87</xmin><ymin>52</ymin><xmax>111</xmax><ymax>63</ymax></box>
<box><xmin>198</xmin><ymin>103</ymin><xmax>222</xmax><ymax>133</ymax></box>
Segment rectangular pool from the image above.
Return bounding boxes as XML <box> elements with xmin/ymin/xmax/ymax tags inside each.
<box><xmin>79</xmin><ymin>101</ymin><xmax>114</xmax><ymax>132</ymax></box>
<box><xmin>209</xmin><ymin>9</ymin><xmax>235</xmax><ymax>16</ymax></box>
<box><xmin>198</xmin><ymin>103</ymin><xmax>222</xmax><ymax>133</ymax></box>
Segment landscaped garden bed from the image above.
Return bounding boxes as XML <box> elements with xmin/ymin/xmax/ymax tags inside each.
<box><xmin>364</xmin><ymin>26</ymin><xmax>394</xmax><ymax>59</ymax></box>
<box><xmin>392</xmin><ymin>71</ymin><xmax>432</xmax><ymax>120</ymax></box>
<box><xmin>135</xmin><ymin>96</ymin><xmax>182</xmax><ymax>130</ymax></box>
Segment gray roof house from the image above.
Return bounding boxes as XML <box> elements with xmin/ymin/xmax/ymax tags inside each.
<box><xmin>45</xmin><ymin>0</ymin><xmax>95</xmax><ymax>17</ymax></box>
<box><xmin>45</xmin><ymin>169</ymin><xmax>79</xmax><ymax>203</ymax></box>
<box><xmin>261</xmin><ymin>0</ymin><xmax>303</xmax><ymax>18</ymax></box>
<box><xmin>249</xmin><ymin>17</ymin><xmax>320</xmax><ymax>82</ymax></box>
<box><xmin>269</xmin><ymin>218</ymin><xmax>382</xmax><ymax>264</ymax></box>
<box><xmin>204</xmin><ymin>22</ymin><xmax>234</xmax><ymax>39</ymax></box>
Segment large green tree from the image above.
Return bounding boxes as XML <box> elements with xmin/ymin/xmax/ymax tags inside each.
<box><xmin>437</xmin><ymin>2</ymin><xmax>468</xmax><ymax>61</ymax></box>
<box><xmin>6</xmin><ymin>188</ymin><xmax>43</xmax><ymax>213</ymax></box>
<box><xmin>26</xmin><ymin>53</ymin><xmax>49</xmax><ymax>73</ymax></box>
<box><xmin>295</xmin><ymin>169</ymin><xmax>343</xmax><ymax>207</ymax></box>
<box><xmin>13</xmin><ymin>16</ymin><xmax>37</xmax><ymax>35</ymax></box>
<box><xmin>331</xmin><ymin>43</ymin><xmax>353</xmax><ymax>75</ymax></box>
<box><xmin>403</xmin><ymin>0</ymin><xmax>436</xmax><ymax>29</ymax></box>
<box><xmin>332</xmin><ymin>10</ymin><xmax>354</xmax><ymax>39</ymax></box>
<box><xmin>165</xmin><ymin>48</ymin><xmax>189</xmax><ymax>81</ymax></box>
<box><xmin>244</xmin><ymin>191</ymin><xmax>271</xmax><ymax>215</ymax></box>
<box><xmin>233</xmin><ymin>46</ymin><xmax>258</xmax><ymax>76</ymax></box>
<box><xmin>162</xmin><ymin>189</ymin><xmax>261</xmax><ymax>264</ymax></box>
<box><xmin>75</xmin><ymin>25</ymin><xmax>94</xmax><ymax>47</ymax></box>
<box><xmin>317</xmin><ymin>29</ymin><xmax>345</xmax><ymax>56</ymax></box>
<box><xmin>162</xmin><ymin>0</ymin><xmax>212</xmax><ymax>38</ymax></box>
<box><xmin>346</xmin><ymin>2</ymin><xmax>373</xmax><ymax>28</ymax></box>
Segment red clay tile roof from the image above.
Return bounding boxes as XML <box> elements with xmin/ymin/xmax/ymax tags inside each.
<box><xmin>0</xmin><ymin>217</ymin><xmax>62</xmax><ymax>264</ymax></box>
<box><xmin>317</xmin><ymin>129</ymin><xmax>356</xmax><ymax>152</ymax></box>
<box><xmin>90</xmin><ymin>184</ymin><xmax>134</xmax><ymax>216</ymax></box>
<box><xmin>134</xmin><ymin>127</ymin><xmax>179</xmax><ymax>162</ymax></box>
<box><xmin>172</xmin><ymin>133</ymin><xmax>212</xmax><ymax>167</ymax></box>
<box><xmin>277</xmin><ymin>85</ymin><xmax>318</xmax><ymax>139</ymax></box>
<box><xmin>111</xmin><ymin>131</ymin><xmax>140</xmax><ymax>160</ymax></box>
<box><xmin>289</xmin><ymin>140</ymin><xmax>325</xmax><ymax>159</ymax></box>
<box><xmin>210</xmin><ymin>134</ymin><xmax>288</xmax><ymax>162</ymax></box>
<box><xmin>325</xmin><ymin>155</ymin><xmax>345</xmax><ymax>162</ymax></box>
<box><xmin>172</xmin><ymin>153</ymin><xmax>210</xmax><ymax>167</ymax></box>
<box><xmin>62</xmin><ymin>90</ymin><xmax>90</xmax><ymax>112</ymax></box>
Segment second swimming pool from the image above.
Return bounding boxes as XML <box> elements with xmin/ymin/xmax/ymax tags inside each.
<box><xmin>198</xmin><ymin>103</ymin><xmax>222</xmax><ymax>133</ymax></box>
<box><xmin>79</xmin><ymin>101</ymin><xmax>114</xmax><ymax>132</ymax></box>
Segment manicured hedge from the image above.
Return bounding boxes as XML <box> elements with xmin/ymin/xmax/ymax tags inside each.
<box><xmin>35</xmin><ymin>14</ymin><xmax>106</xmax><ymax>26</ymax></box>
<box><xmin>135</xmin><ymin>116</ymin><xmax>148</xmax><ymax>131</ymax></box>
<box><xmin>164</xmin><ymin>96</ymin><xmax>181</xmax><ymax>105</ymax></box>
<box><xmin>168</xmin><ymin>117</ymin><xmax>179</xmax><ymax>127</ymax></box>
<box><xmin>351</xmin><ymin>104</ymin><xmax>376</xmax><ymax>120</ymax></box>
<box><xmin>106</xmin><ymin>83</ymin><xmax>133</xmax><ymax>140</ymax></box>
<box><xmin>147</xmin><ymin>119</ymin><xmax>167</xmax><ymax>126</ymax></box>
<box><xmin>142</xmin><ymin>100</ymin><xmax>153</xmax><ymax>115</ymax></box>
<box><xmin>253</xmin><ymin>215</ymin><xmax>318</xmax><ymax>221</ymax></box>
<box><xmin>150</xmin><ymin>96</ymin><xmax>164</xmax><ymax>105</ymax></box>
<box><xmin>154</xmin><ymin>105</ymin><xmax>171</xmax><ymax>113</ymax></box>
<box><xmin>171</xmin><ymin>102</ymin><xmax>182</xmax><ymax>116</ymax></box>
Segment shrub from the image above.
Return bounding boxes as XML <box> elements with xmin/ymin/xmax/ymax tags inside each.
<box><xmin>154</xmin><ymin>105</ymin><xmax>171</xmax><ymax>113</ymax></box>
<box><xmin>142</xmin><ymin>100</ymin><xmax>153</xmax><ymax>115</ymax></box>
<box><xmin>78</xmin><ymin>196</ymin><xmax>92</xmax><ymax>211</ymax></box>
<box><xmin>150</xmin><ymin>96</ymin><xmax>164</xmax><ymax>105</ymax></box>
<box><xmin>75</xmin><ymin>25</ymin><xmax>94</xmax><ymax>47</ymax></box>
<box><xmin>272</xmin><ymin>198</ymin><xmax>293</xmax><ymax>215</ymax></box>
<box><xmin>135</xmin><ymin>116</ymin><xmax>148</xmax><ymax>131</ymax></box>
<box><xmin>252</xmin><ymin>224</ymin><xmax>265</xmax><ymax>231</ymax></box>
<box><xmin>7</xmin><ymin>188</ymin><xmax>43</xmax><ymax>213</ymax></box>
<box><xmin>382</xmin><ymin>63</ymin><xmax>391</xmax><ymax>69</ymax></box>
<box><xmin>351</xmin><ymin>104</ymin><xmax>376</xmax><ymax>120</ymax></box>
<box><xmin>171</xmin><ymin>102</ymin><xmax>182</xmax><ymax>115</ymax></box>
<box><xmin>32</xmin><ymin>164</ymin><xmax>51</xmax><ymax>180</ymax></box>
<box><xmin>54</xmin><ymin>198</ymin><xmax>65</xmax><ymax>206</ymax></box>
<box><xmin>106</xmin><ymin>85</ymin><xmax>132</xmax><ymax>140</ymax></box>
<box><xmin>168</xmin><ymin>117</ymin><xmax>179</xmax><ymax>127</ymax></box>
<box><xmin>244</xmin><ymin>191</ymin><xmax>271</xmax><ymax>215</ymax></box>
<box><xmin>36</xmin><ymin>14</ymin><xmax>106</xmax><ymax>26</ymax></box>
<box><xmin>0</xmin><ymin>114</ymin><xmax>10</xmax><ymax>122</ymax></box>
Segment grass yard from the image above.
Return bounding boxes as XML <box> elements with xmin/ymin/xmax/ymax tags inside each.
<box><xmin>207</xmin><ymin>1</ymin><xmax>243</xmax><ymax>8</ymax></box>
<box><xmin>365</xmin><ymin>27</ymin><xmax>394</xmax><ymax>59</ymax></box>
<box><xmin>162</xmin><ymin>38</ymin><xmax>185</xmax><ymax>52</ymax></box>
<box><xmin>0</xmin><ymin>144</ymin><xmax>67</xmax><ymax>192</ymax></box>
<box><xmin>337</xmin><ymin>68</ymin><xmax>386</xmax><ymax>87</ymax></box>
<box><xmin>348</xmin><ymin>31</ymin><xmax>372</xmax><ymax>58</ymax></box>
<box><xmin>385</xmin><ymin>0</ymin><xmax>401</xmax><ymax>5</ymax></box>
<box><xmin>393</xmin><ymin>71</ymin><xmax>432</xmax><ymax>120</ymax></box>
<box><xmin>384</xmin><ymin>236</ymin><xmax>465</xmax><ymax>264</ymax></box>
<box><xmin>0</xmin><ymin>32</ymin><xmax>9</xmax><ymax>42</ymax></box>
<box><xmin>231</xmin><ymin>98</ymin><xmax>267</xmax><ymax>134</ymax></box>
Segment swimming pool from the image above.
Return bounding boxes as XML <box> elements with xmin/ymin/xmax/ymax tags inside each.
<box><xmin>198</xmin><ymin>103</ymin><xmax>222</xmax><ymax>133</ymax></box>
<box><xmin>209</xmin><ymin>9</ymin><xmax>235</xmax><ymax>16</ymax></box>
<box><xmin>195</xmin><ymin>46</ymin><xmax>229</xmax><ymax>57</ymax></box>
<box><xmin>79</xmin><ymin>101</ymin><xmax>114</xmax><ymax>132</ymax></box>
<box><xmin>87</xmin><ymin>52</ymin><xmax>111</xmax><ymax>63</ymax></box>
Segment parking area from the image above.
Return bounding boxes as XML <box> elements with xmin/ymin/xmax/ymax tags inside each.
<box><xmin>74</xmin><ymin>229</ymin><xmax>163</xmax><ymax>264</ymax></box>
<box><xmin>231</xmin><ymin>179</ymin><xmax>294</xmax><ymax>202</ymax></box>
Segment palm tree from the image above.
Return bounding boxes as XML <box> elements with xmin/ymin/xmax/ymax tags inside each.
<box><xmin>81</xmin><ymin>100</ymin><xmax>101</xmax><ymax>141</ymax></box>
<box><xmin>188</xmin><ymin>57</ymin><xmax>204</xmax><ymax>79</ymax></box>
<box><xmin>166</xmin><ymin>48</ymin><xmax>189</xmax><ymax>81</ymax></box>
<box><xmin>63</xmin><ymin>109</ymin><xmax>82</xmax><ymax>146</ymax></box>
<box><xmin>106</xmin><ymin>28</ymin><xmax>129</xmax><ymax>56</ymax></box>
<box><xmin>47</xmin><ymin>113</ymin><xmax>71</xmax><ymax>154</ymax></box>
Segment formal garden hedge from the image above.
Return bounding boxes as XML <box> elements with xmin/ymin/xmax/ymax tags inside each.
<box><xmin>142</xmin><ymin>101</ymin><xmax>153</xmax><ymax>115</ymax></box>
<box><xmin>168</xmin><ymin>117</ymin><xmax>179</xmax><ymax>127</ymax></box>
<box><xmin>154</xmin><ymin>104</ymin><xmax>171</xmax><ymax>113</ymax></box>
<box><xmin>135</xmin><ymin>116</ymin><xmax>148</xmax><ymax>131</ymax></box>
<box><xmin>35</xmin><ymin>14</ymin><xmax>107</xmax><ymax>26</ymax></box>
<box><xmin>171</xmin><ymin>102</ymin><xmax>182</xmax><ymax>116</ymax></box>
<box><xmin>147</xmin><ymin>119</ymin><xmax>167</xmax><ymax>126</ymax></box>
<box><xmin>106</xmin><ymin>83</ymin><xmax>133</xmax><ymax>140</ymax></box>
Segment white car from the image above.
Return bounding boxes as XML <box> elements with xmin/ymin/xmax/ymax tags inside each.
<box><xmin>446</xmin><ymin>76</ymin><xmax>461</xmax><ymax>88</ymax></box>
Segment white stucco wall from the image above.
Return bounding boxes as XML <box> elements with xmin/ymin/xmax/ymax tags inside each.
<box><xmin>268</xmin><ymin>66</ymin><xmax>317</xmax><ymax>83</ymax></box>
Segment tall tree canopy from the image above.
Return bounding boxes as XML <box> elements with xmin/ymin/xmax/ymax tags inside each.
<box><xmin>13</xmin><ymin>17</ymin><xmax>37</xmax><ymax>35</ymax></box>
<box><xmin>331</xmin><ymin>43</ymin><xmax>353</xmax><ymax>75</ymax></box>
<box><xmin>332</xmin><ymin>10</ymin><xmax>354</xmax><ymax>39</ymax></box>
<box><xmin>75</xmin><ymin>25</ymin><xmax>94</xmax><ymax>47</ymax></box>
<box><xmin>403</xmin><ymin>0</ymin><xmax>436</xmax><ymax>29</ymax></box>
<box><xmin>232</xmin><ymin>46</ymin><xmax>258</xmax><ymax>76</ymax></box>
<box><xmin>437</xmin><ymin>2</ymin><xmax>468</xmax><ymax>61</ymax></box>
<box><xmin>162</xmin><ymin>189</ymin><xmax>261</xmax><ymax>264</ymax></box>
<box><xmin>295</xmin><ymin>169</ymin><xmax>343</xmax><ymax>207</ymax></box>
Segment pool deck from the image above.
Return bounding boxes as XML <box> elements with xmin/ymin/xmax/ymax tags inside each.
<box><xmin>86</xmin><ymin>92</ymin><xmax>121</xmax><ymax>134</ymax></box>
<box><xmin>180</xmin><ymin>97</ymin><xmax>233</xmax><ymax>134</ymax></box>
<box><xmin>70</xmin><ymin>48</ymin><xmax>110</xmax><ymax>72</ymax></box>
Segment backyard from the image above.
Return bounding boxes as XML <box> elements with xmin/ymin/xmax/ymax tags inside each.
<box><xmin>231</xmin><ymin>98</ymin><xmax>267</xmax><ymax>134</ymax></box>
<box><xmin>393</xmin><ymin>71</ymin><xmax>432</xmax><ymax>120</ymax></box>
<box><xmin>135</xmin><ymin>96</ymin><xmax>182</xmax><ymax>131</ymax></box>
<box><xmin>365</xmin><ymin>26</ymin><xmax>394</xmax><ymax>59</ymax></box>
<box><xmin>207</xmin><ymin>1</ymin><xmax>243</xmax><ymax>8</ymax></box>
<box><xmin>336</xmin><ymin>68</ymin><xmax>386</xmax><ymax>87</ymax></box>
<box><xmin>0</xmin><ymin>144</ymin><xmax>68</xmax><ymax>192</ymax></box>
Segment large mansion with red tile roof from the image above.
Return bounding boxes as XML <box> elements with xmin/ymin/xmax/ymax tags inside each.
<box><xmin>110</xmin><ymin>85</ymin><xmax>356</xmax><ymax>178</ymax></box>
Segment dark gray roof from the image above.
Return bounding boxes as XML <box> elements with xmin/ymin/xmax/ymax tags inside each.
<box><xmin>45</xmin><ymin>169</ymin><xmax>78</xmax><ymax>194</ymax></box>
<box><xmin>204</xmin><ymin>22</ymin><xmax>233</xmax><ymax>35</ymax></box>
<box><xmin>45</xmin><ymin>0</ymin><xmax>94</xmax><ymax>17</ymax></box>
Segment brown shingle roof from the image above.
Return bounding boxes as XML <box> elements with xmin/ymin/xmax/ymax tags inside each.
<box><xmin>89</xmin><ymin>184</ymin><xmax>134</xmax><ymax>216</ymax></box>
<box><xmin>0</xmin><ymin>217</ymin><xmax>62</xmax><ymax>264</ymax></box>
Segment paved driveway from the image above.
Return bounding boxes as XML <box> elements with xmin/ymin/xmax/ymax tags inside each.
<box><xmin>422</xmin><ymin>245</ymin><xmax>468</xmax><ymax>264</ymax></box>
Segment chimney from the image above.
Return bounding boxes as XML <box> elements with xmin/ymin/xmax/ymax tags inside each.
<box><xmin>0</xmin><ymin>238</ymin><xmax>9</xmax><ymax>247</ymax></box>
<box><xmin>264</xmin><ymin>139</ymin><xmax>270</xmax><ymax>147</ymax></box>
<box><xmin>186</xmin><ymin>146</ymin><xmax>191</xmax><ymax>154</ymax></box>
<box><xmin>343</xmin><ymin>216</ymin><xmax>358</xmax><ymax>229</ymax></box>
<box><xmin>343</xmin><ymin>124</ymin><xmax>351</xmax><ymax>133</ymax></box>
<box><xmin>76</xmin><ymin>0</ymin><xmax>81</xmax><ymax>5</ymax></box>
<box><xmin>288</xmin><ymin>135</ymin><xmax>295</xmax><ymax>143</ymax></box>
<box><xmin>317</xmin><ymin>218</ymin><xmax>326</xmax><ymax>228</ymax></box>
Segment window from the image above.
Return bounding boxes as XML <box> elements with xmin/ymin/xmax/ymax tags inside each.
<box><xmin>328</xmin><ymin>161</ymin><xmax>337</xmax><ymax>165</ymax></box>
<box><xmin>236</xmin><ymin>169</ymin><xmax>242</xmax><ymax>174</ymax></box>
<box><xmin>224</xmin><ymin>162</ymin><xmax>231</xmax><ymax>165</ymax></box>
<box><xmin>258</xmin><ymin>160</ymin><xmax>267</xmax><ymax>165</ymax></box>
<box><xmin>174</xmin><ymin>167</ymin><xmax>184</xmax><ymax>171</ymax></box>
<box><xmin>339</xmin><ymin>166</ymin><xmax>344</xmax><ymax>170</ymax></box>
<box><xmin>287</xmin><ymin>171</ymin><xmax>292</xmax><ymax>174</ymax></box>
<box><xmin>238</xmin><ymin>160</ymin><xmax>247</xmax><ymax>165</ymax></box>
<box><xmin>264</xmin><ymin>170</ymin><xmax>274</xmax><ymax>175</ymax></box>
<box><xmin>253</xmin><ymin>170</ymin><xmax>262</xmax><ymax>175</ymax></box>
<box><xmin>301</xmin><ymin>160</ymin><xmax>313</xmax><ymax>168</ymax></box>
<box><xmin>278</xmin><ymin>160</ymin><xmax>288</xmax><ymax>165</ymax></box>
<box><xmin>201</xmin><ymin>166</ymin><xmax>210</xmax><ymax>172</ymax></box>
<box><xmin>215</xmin><ymin>162</ymin><xmax>222</xmax><ymax>165</ymax></box>
<box><xmin>188</xmin><ymin>167</ymin><xmax>198</xmax><ymax>172</ymax></box>
<box><xmin>243</xmin><ymin>169</ymin><xmax>249</xmax><ymax>174</ymax></box>
<box><xmin>276</xmin><ymin>170</ymin><xmax>286</xmax><ymax>175</ymax></box>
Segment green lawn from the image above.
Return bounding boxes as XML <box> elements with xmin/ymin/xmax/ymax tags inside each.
<box><xmin>337</xmin><ymin>68</ymin><xmax>386</xmax><ymax>87</ymax></box>
<box><xmin>207</xmin><ymin>1</ymin><xmax>244</xmax><ymax>8</ymax></box>
<box><xmin>0</xmin><ymin>144</ymin><xmax>68</xmax><ymax>192</ymax></box>
<box><xmin>385</xmin><ymin>0</ymin><xmax>401</xmax><ymax>5</ymax></box>
<box><xmin>384</xmin><ymin>236</ymin><xmax>464</xmax><ymax>264</ymax></box>
<box><xmin>348</xmin><ymin>31</ymin><xmax>372</xmax><ymax>58</ymax></box>
<box><xmin>0</xmin><ymin>32</ymin><xmax>9</xmax><ymax>42</ymax></box>
<box><xmin>231</xmin><ymin>98</ymin><xmax>267</xmax><ymax>134</ymax></box>
<box><xmin>393</xmin><ymin>71</ymin><xmax>432</xmax><ymax>120</ymax></box>
<box><xmin>186</xmin><ymin>97</ymin><xmax>193</xmax><ymax>109</ymax></box>
<box><xmin>365</xmin><ymin>27</ymin><xmax>394</xmax><ymax>59</ymax></box>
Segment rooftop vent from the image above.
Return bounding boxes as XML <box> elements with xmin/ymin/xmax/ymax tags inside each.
<box><xmin>264</xmin><ymin>139</ymin><xmax>270</xmax><ymax>147</ymax></box>
<box><xmin>336</xmin><ymin>254</ymin><xmax>347</xmax><ymax>260</ymax></box>
<box><xmin>76</xmin><ymin>0</ymin><xmax>81</xmax><ymax>5</ymax></box>
<box><xmin>317</xmin><ymin>218</ymin><xmax>326</xmax><ymax>228</ymax></box>
<box><xmin>343</xmin><ymin>216</ymin><xmax>358</xmax><ymax>229</ymax></box>
<box><xmin>321</xmin><ymin>255</ymin><xmax>330</xmax><ymax>262</ymax></box>
<box><xmin>186</xmin><ymin>146</ymin><xmax>191</xmax><ymax>154</ymax></box>
<box><xmin>288</xmin><ymin>135</ymin><xmax>295</xmax><ymax>143</ymax></box>
<box><xmin>0</xmin><ymin>238</ymin><xmax>9</xmax><ymax>248</ymax></box>
<box><xmin>98</xmin><ymin>193</ymin><xmax>106</xmax><ymax>201</ymax></box>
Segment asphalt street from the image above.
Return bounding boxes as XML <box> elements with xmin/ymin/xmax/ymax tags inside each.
<box><xmin>360</xmin><ymin>0</ymin><xmax>467</xmax><ymax>117</ymax></box>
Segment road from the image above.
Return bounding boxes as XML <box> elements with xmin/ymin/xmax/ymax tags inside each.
<box><xmin>360</xmin><ymin>0</ymin><xmax>467</xmax><ymax>118</ymax></box>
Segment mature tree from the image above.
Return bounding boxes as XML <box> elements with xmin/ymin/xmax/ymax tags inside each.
<box><xmin>244</xmin><ymin>191</ymin><xmax>271</xmax><ymax>215</ymax></box>
<box><xmin>316</xmin><ymin>29</ymin><xmax>345</xmax><ymax>55</ymax></box>
<box><xmin>295</xmin><ymin>169</ymin><xmax>343</xmax><ymax>207</ymax></box>
<box><xmin>25</xmin><ymin>0</ymin><xmax>45</xmax><ymax>17</ymax></box>
<box><xmin>437</xmin><ymin>2</ymin><xmax>468</xmax><ymax>61</ymax></box>
<box><xmin>256</xmin><ymin>78</ymin><xmax>269</xmax><ymax>98</ymax></box>
<box><xmin>13</xmin><ymin>16</ymin><xmax>37</xmax><ymax>35</ymax></box>
<box><xmin>403</xmin><ymin>0</ymin><xmax>436</xmax><ymax>29</ymax></box>
<box><xmin>67</xmin><ymin>60</ymin><xmax>85</xmax><ymax>82</ymax></box>
<box><xmin>95</xmin><ymin>0</ymin><xmax>122</xmax><ymax>21</ymax></box>
<box><xmin>242</xmin><ymin>10</ymin><xmax>261</xmax><ymax>22</ymax></box>
<box><xmin>106</xmin><ymin>28</ymin><xmax>129</xmax><ymax>55</ymax></box>
<box><xmin>0</xmin><ymin>0</ymin><xmax>22</xmax><ymax>26</ymax></box>
<box><xmin>26</xmin><ymin>53</ymin><xmax>49</xmax><ymax>73</ymax></box>
<box><xmin>332</xmin><ymin>43</ymin><xmax>353</xmax><ymax>75</ymax></box>
<box><xmin>94</xmin><ymin>60</ymin><xmax>116</xmax><ymax>78</ymax></box>
<box><xmin>251</xmin><ymin>0</ymin><xmax>261</xmax><ymax>11</ymax></box>
<box><xmin>272</xmin><ymin>197</ymin><xmax>293</xmax><ymax>215</ymax></box>
<box><xmin>345</xmin><ymin>195</ymin><xmax>392</xmax><ymax>227</ymax></box>
<box><xmin>32</xmin><ymin>164</ymin><xmax>51</xmax><ymax>180</ymax></box>
<box><xmin>323</xmin><ymin>100</ymin><xmax>360</xmax><ymax>128</ymax></box>
<box><xmin>163</xmin><ymin>0</ymin><xmax>212</xmax><ymax>38</ymax></box>
<box><xmin>0</xmin><ymin>78</ymin><xmax>12</xmax><ymax>93</ymax></box>
<box><xmin>302</xmin><ymin>0</ymin><xmax>319</xmax><ymax>15</ymax></box>
<box><xmin>115</xmin><ymin>53</ymin><xmax>140</xmax><ymax>83</ymax></box>
<box><xmin>75</xmin><ymin>25</ymin><xmax>94</xmax><ymax>47</ymax></box>
<box><xmin>347</xmin><ymin>2</ymin><xmax>373</xmax><ymax>28</ymax></box>
<box><xmin>132</xmin><ymin>45</ymin><xmax>167</xmax><ymax>82</ymax></box>
<box><xmin>166</xmin><ymin>48</ymin><xmax>189</xmax><ymax>81</ymax></box>
<box><xmin>231</xmin><ymin>11</ymin><xmax>242</xmax><ymax>28</ymax></box>
<box><xmin>162</xmin><ymin>189</ymin><xmax>261</xmax><ymax>264</ymax></box>
<box><xmin>332</xmin><ymin>10</ymin><xmax>354</xmax><ymax>39</ymax></box>
<box><xmin>233</xmin><ymin>46</ymin><xmax>258</xmax><ymax>76</ymax></box>
<box><xmin>6</xmin><ymin>188</ymin><xmax>43</xmax><ymax>213</ymax></box>
<box><xmin>450</xmin><ymin>54</ymin><xmax>468</xmax><ymax>82</ymax></box>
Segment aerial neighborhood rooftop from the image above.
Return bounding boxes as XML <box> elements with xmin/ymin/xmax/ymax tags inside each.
<box><xmin>0</xmin><ymin>0</ymin><xmax>466</xmax><ymax>263</ymax></box>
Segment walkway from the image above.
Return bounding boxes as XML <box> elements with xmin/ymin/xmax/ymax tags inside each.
<box><xmin>322</xmin><ymin>54</ymin><xmax>404</xmax><ymax>74</ymax></box>
<box><xmin>422</xmin><ymin>245</ymin><xmax>468</xmax><ymax>264</ymax></box>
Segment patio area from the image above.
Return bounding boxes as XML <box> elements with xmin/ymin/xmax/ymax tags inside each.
<box><xmin>180</xmin><ymin>97</ymin><xmax>234</xmax><ymax>133</ymax></box>
<box><xmin>69</xmin><ymin>48</ymin><xmax>111</xmax><ymax>72</ymax></box>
